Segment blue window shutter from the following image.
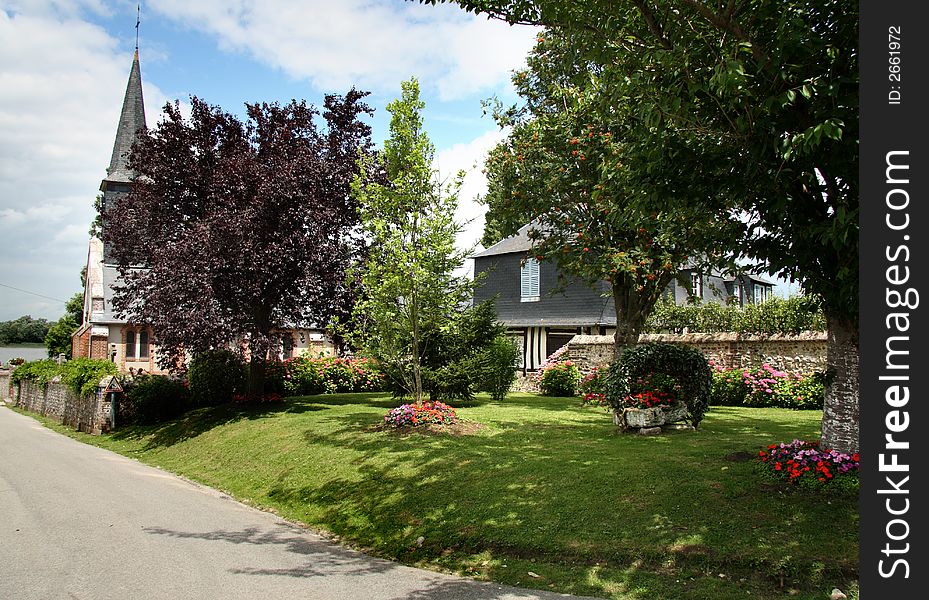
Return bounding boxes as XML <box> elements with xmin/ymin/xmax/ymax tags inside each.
<box><xmin>521</xmin><ymin>258</ymin><xmax>540</xmax><ymax>298</ymax></box>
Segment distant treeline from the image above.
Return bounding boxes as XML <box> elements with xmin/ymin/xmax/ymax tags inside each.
<box><xmin>0</xmin><ymin>316</ymin><xmax>52</xmax><ymax>345</ymax></box>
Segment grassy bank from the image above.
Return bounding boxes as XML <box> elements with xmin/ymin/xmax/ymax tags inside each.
<box><xmin>22</xmin><ymin>393</ymin><xmax>858</xmax><ymax>599</ymax></box>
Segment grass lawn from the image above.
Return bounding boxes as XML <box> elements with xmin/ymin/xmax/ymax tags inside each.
<box><xmin>26</xmin><ymin>393</ymin><xmax>858</xmax><ymax>600</ymax></box>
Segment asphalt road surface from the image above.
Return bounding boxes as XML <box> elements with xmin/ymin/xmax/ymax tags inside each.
<box><xmin>0</xmin><ymin>406</ymin><xmax>597</xmax><ymax>600</ymax></box>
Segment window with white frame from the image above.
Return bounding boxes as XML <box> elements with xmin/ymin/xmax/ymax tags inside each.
<box><xmin>521</xmin><ymin>258</ymin><xmax>540</xmax><ymax>302</ymax></box>
<box><xmin>124</xmin><ymin>327</ymin><xmax>150</xmax><ymax>360</ymax></box>
<box><xmin>690</xmin><ymin>272</ymin><xmax>703</xmax><ymax>299</ymax></box>
<box><xmin>753</xmin><ymin>284</ymin><xmax>770</xmax><ymax>304</ymax></box>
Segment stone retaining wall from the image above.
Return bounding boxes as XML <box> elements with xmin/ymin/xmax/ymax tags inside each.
<box><xmin>513</xmin><ymin>332</ymin><xmax>827</xmax><ymax>393</ymax></box>
<box><xmin>13</xmin><ymin>378</ymin><xmax>113</xmax><ymax>434</ymax></box>
<box><xmin>0</xmin><ymin>369</ymin><xmax>12</xmax><ymax>402</ymax></box>
<box><xmin>566</xmin><ymin>332</ymin><xmax>827</xmax><ymax>376</ymax></box>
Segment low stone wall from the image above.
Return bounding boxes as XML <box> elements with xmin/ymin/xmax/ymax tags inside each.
<box><xmin>566</xmin><ymin>332</ymin><xmax>827</xmax><ymax>376</ymax></box>
<box><xmin>0</xmin><ymin>368</ymin><xmax>12</xmax><ymax>402</ymax></box>
<box><xmin>13</xmin><ymin>378</ymin><xmax>113</xmax><ymax>434</ymax></box>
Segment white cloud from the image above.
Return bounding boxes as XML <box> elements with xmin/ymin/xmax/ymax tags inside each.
<box><xmin>149</xmin><ymin>0</ymin><xmax>538</xmax><ymax>100</ymax></box>
<box><xmin>433</xmin><ymin>128</ymin><xmax>507</xmax><ymax>279</ymax></box>
<box><xmin>0</xmin><ymin>4</ymin><xmax>170</xmax><ymax>319</ymax></box>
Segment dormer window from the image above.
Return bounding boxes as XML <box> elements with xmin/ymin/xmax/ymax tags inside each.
<box><xmin>521</xmin><ymin>257</ymin><xmax>540</xmax><ymax>302</ymax></box>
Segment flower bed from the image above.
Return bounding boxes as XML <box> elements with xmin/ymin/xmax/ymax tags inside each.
<box><xmin>384</xmin><ymin>401</ymin><xmax>457</xmax><ymax>428</ymax></box>
<box><xmin>579</xmin><ymin>367</ymin><xmax>608</xmax><ymax>407</ymax></box>
<box><xmin>283</xmin><ymin>356</ymin><xmax>385</xmax><ymax>396</ymax></box>
<box><xmin>756</xmin><ymin>439</ymin><xmax>860</xmax><ymax>485</ymax></box>
<box><xmin>709</xmin><ymin>360</ymin><xmax>825</xmax><ymax>409</ymax></box>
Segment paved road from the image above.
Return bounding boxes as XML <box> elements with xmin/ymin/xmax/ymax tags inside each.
<box><xmin>0</xmin><ymin>406</ymin><xmax>596</xmax><ymax>600</ymax></box>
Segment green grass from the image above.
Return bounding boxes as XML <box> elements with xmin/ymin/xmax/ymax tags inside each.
<box><xmin>22</xmin><ymin>393</ymin><xmax>858</xmax><ymax>600</ymax></box>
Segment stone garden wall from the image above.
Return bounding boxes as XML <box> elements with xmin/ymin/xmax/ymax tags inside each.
<box><xmin>0</xmin><ymin>369</ymin><xmax>13</xmax><ymax>403</ymax></box>
<box><xmin>12</xmin><ymin>378</ymin><xmax>113</xmax><ymax>434</ymax></box>
<box><xmin>567</xmin><ymin>332</ymin><xmax>827</xmax><ymax>375</ymax></box>
<box><xmin>515</xmin><ymin>332</ymin><xmax>828</xmax><ymax>393</ymax></box>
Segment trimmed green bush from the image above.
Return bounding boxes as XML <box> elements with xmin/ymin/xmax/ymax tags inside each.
<box><xmin>187</xmin><ymin>349</ymin><xmax>247</xmax><ymax>406</ymax></box>
<box><xmin>478</xmin><ymin>335</ymin><xmax>520</xmax><ymax>401</ymax></box>
<box><xmin>539</xmin><ymin>361</ymin><xmax>582</xmax><ymax>397</ymax></box>
<box><xmin>604</xmin><ymin>343</ymin><xmax>713</xmax><ymax>427</ymax></box>
<box><xmin>120</xmin><ymin>374</ymin><xmax>190</xmax><ymax>424</ymax></box>
<box><xmin>645</xmin><ymin>295</ymin><xmax>826</xmax><ymax>334</ymax></box>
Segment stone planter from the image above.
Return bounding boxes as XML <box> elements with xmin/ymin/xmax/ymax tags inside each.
<box><xmin>614</xmin><ymin>401</ymin><xmax>690</xmax><ymax>433</ymax></box>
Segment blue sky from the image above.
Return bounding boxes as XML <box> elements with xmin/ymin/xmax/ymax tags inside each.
<box><xmin>0</xmin><ymin>0</ymin><xmax>797</xmax><ymax>322</ymax></box>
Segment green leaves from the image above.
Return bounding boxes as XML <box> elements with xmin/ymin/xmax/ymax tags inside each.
<box><xmin>349</xmin><ymin>79</ymin><xmax>474</xmax><ymax>404</ymax></box>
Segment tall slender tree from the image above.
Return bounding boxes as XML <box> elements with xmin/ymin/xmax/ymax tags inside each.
<box><xmin>349</xmin><ymin>79</ymin><xmax>472</xmax><ymax>405</ymax></box>
<box><xmin>105</xmin><ymin>91</ymin><xmax>374</xmax><ymax>397</ymax></box>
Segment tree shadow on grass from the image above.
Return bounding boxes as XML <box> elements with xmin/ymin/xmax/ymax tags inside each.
<box><xmin>261</xmin><ymin>404</ymin><xmax>856</xmax><ymax>597</ymax></box>
<box><xmin>112</xmin><ymin>397</ymin><xmax>330</xmax><ymax>449</ymax></box>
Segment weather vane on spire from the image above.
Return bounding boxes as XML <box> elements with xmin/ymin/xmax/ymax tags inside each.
<box><xmin>135</xmin><ymin>4</ymin><xmax>141</xmax><ymax>50</ymax></box>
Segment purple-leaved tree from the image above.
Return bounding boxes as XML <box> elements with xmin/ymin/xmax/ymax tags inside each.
<box><xmin>104</xmin><ymin>91</ymin><xmax>374</xmax><ymax>398</ymax></box>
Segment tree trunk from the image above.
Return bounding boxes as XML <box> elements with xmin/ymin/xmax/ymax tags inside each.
<box><xmin>611</xmin><ymin>281</ymin><xmax>644</xmax><ymax>360</ymax></box>
<box><xmin>820</xmin><ymin>313</ymin><xmax>859</xmax><ymax>454</ymax></box>
<box><xmin>247</xmin><ymin>352</ymin><xmax>266</xmax><ymax>400</ymax></box>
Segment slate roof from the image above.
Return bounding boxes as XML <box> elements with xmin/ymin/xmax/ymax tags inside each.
<box><xmin>103</xmin><ymin>50</ymin><xmax>146</xmax><ymax>184</ymax></box>
<box><xmin>471</xmin><ymin>222</ymin><xmax>536</xmax><ymax>258</ymax></box>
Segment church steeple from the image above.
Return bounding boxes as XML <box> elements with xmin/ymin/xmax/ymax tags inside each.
<box><xmin>104</xmin><ymin>49</ymin><xmax>146</xmax><ymax>184</ymax></box>
<box><xmin>100</xmin><ymin>47</ymin><xmax>146</xmax><ymax>264</ymax></box>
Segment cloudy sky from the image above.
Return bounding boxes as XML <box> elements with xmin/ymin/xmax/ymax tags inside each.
<box><xmin>0</xmin><ymin>0</ymin><xmax>541</xmax><ymax>321</ymax></box>
<box><xmin>0</xmin><ymin>0</ymin><xmax>798</xmax><ymax>323</ymax></box>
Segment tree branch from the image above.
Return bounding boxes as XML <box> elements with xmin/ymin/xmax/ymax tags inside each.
<box><xmin>678</xmin><ymin>0</ymin><xmax>771</xmax><ymax>69</ymax></box>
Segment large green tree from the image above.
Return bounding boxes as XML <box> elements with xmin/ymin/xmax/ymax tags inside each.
<box><xmin>479</xmin><ymin>29</ymin><xmax>741</xmax><ymax>354</ymax></box>
<box><xmin>349</xmin><ymin>79</ymin><xmax>473</xmax><ymax>405</ymax></box>
<box><xmin>44</xmin><ymin>292</ymin><xmax>84</xmax><ymax>359</ymax></box>
<box><xmin>427</xmin><ymin>0</ymin><xmax>859</xmax><ymax>453</ymax></box>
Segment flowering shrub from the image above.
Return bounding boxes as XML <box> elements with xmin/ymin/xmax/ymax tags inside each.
<box><xmin>384</xmin><ymin>401</ymin><xmax>457</xmax><ymax>428</ymax></box>
<box><xmin>709</xmin><ymin>360</ymin><xmax>825</xmax><ymax>409</ymax></box>
<box><xmin>538</xmin><ymin>361</ymin><xmax>582</xmax><ymax>397</ymax></box>
<box><xmin>604</xmin><ymin>343</ymin><xmax>712</xmax><ymax>427</ymax></box>
<box><xmin>710</xmin><ymin>364</ymin><xmax>749</xmax><ymax>406</ymax></box>
<box><xmin>742</xmin><ymin>363</ymin><xmax>789</xmax><ymax>406</ymax></box>
<box><xmin>757</xmin><ymin>439</ymin><xmax>860</xmax><ymax>485</ymax></box>
<box><xmin>284</xmin><ymin>355</ymin><xmax>385</xmax><ymax>396</ymax></box>
<box><xmin>532</xmin><ymin>345</ymin><xmax>570</xmax><ymax>383</ymax></box>
<box><xmin>579</xmin><ymin>367</ymin><xmax>608</xmax><ymax>407</ymax></box>
<box><xmin>621</xmin><ymin>372</ymin><xmax>682</xmax><ymax>409</ymax></box>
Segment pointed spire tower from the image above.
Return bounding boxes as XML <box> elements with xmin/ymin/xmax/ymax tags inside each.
<box><xmin>100</xmin><ymin>46</ymin><xmax>146</xmax><ymax>263</ymax></box>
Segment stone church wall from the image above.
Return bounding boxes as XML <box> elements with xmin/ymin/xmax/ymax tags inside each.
<box><xmin>13</xmin><ymin>378</ymin><xmax>113</xmax><ymax>434</ymax></box>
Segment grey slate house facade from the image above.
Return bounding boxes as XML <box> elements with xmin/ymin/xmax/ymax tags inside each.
<box><xmin>472</xmin><ymin>224</ymin><xmax>775</xmax><ymax>371</ymax></box>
